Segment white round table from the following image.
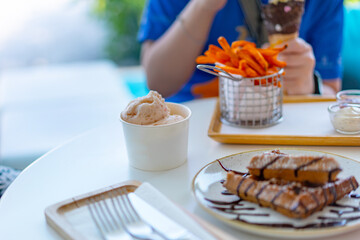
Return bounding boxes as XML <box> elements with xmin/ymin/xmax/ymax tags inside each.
<box><xmin>0</xmin><ymin>98</ymin><xmax>359</xmax><ymax>240</ymax></box>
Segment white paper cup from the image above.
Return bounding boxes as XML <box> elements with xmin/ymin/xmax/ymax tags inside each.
<box><xmin>120</xmin><ymin>102</ymin><xmax>191</xmax><ymax>171</ymax></box>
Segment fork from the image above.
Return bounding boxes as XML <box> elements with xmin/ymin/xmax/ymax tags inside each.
<box><xmin>87</xmin><ymin>196</ymin><xmax>129</xmax><ymax>240</ymax></box>
<box><xmin>87</xmin><ymin>190</ymin><xmax>165</xmax><ymax>240</ymax></box>
<box><xmin>112</xmin><ymin>188</ymin><xmax>167</xmax><ymax>240</ymax></box>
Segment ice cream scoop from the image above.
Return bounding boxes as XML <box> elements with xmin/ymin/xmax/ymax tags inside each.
<box><xmin>121</xmin><ymin>91</ymin><xmax>184</xmax><ymax>125</ymax></box>
<box><xmin>120</xmin><ymin>100</ymin><xmax>191</xmax><ymax>171</ymax></box>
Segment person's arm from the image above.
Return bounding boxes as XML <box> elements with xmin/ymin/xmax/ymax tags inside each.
<box><xmin>141</xmin><ymin>0</ymin><xmax>226</xmax><ymax>97</ymax></box>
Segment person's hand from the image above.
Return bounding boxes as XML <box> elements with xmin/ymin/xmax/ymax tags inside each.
<box><xmin>194</xmin><ymin>0</ymin><xmax>227</xmax><ymax>14</ymax></box>
<box><xmin>278</xmin><ymin>38</ymin><xmax>315</xmax><ymax>95</ymax></box>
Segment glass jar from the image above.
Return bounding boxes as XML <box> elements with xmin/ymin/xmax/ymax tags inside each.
<box><xmin>336</xmin><ymin>90</ymin><xmax>360</xmax><ymax>104</ymax></box>
<box><xmin>328</xmin><ymin>103</ymin><xmax>360</xmax><ymax>134</ymax></box>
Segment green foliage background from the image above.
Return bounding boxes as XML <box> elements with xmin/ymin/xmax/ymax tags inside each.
<box><xmin>344</xmin><ymin>0</ymin><xmax>360</xmax><ymax>5</ymax></box>
<box><xmin>93</xmin><ymin>0</ymin><xmax>146</xmax><ymax>65</ymax></box>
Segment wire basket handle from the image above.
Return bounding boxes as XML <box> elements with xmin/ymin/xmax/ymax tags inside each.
<box><xmin>196</xmin><ymin>64</ymin><xmax>242</xmax><ymax>81</ymax></box>
<box><xmin>198</xmin><ymin>65</ymin><xmax>285</xmax><ymax>81</ymax></box>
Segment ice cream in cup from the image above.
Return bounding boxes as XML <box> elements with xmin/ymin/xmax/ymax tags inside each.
<box><xmin>262</xmin><ymin>0</ymin><xmax>305</xmax><ymax>45</ymax></box>
<box><xmin>120</xmin><ymin>91</ymin><xmax>191</xmax><ymax>171</ymax></box>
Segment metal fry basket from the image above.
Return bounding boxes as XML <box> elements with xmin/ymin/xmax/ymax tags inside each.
<box><xmin>197</xmin><ymin>64</ymin><xmax>284</xmax><ymax>128</ymax></box>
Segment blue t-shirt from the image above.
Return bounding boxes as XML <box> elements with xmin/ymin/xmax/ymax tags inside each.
<box><xmin>138</xmin><ymin>0</ymin><xmax>344</xmax><ymax>102</ymax></box>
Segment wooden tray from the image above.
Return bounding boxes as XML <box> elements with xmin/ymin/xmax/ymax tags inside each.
<box><xmin>45</xmin><ymin>180</ymin><xmax>236</xmax><ymax>240</ymax></box>
<box><xmin>208</xmin><ymin>96</ymin><xmax>360</xmax><ymax>146</ymax></box>
<box><xmin>45</xmin><ymin>180</ymin><xmax>141</xmax><ymax>240</ymax></box>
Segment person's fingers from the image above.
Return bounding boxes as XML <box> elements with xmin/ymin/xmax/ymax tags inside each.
<box><xmin>280</xmin><ymin>38</ymin><xmax>312</xmax><ymax>54</ymax></box>
<box><xmin>283</xmin><ymin>78</ymin><xmax>314</xmax><ymax>95</ymax></box>
<box><xmin>282</xmin><ymin>68</ymin><xmax>301</xmax><ymax>79</ymax></box>
<box><xmin>279</xmin><ymin>55</ymin><xmax>307</xmax><ymax>67</ymax></box>
<box><xmin>279</xmin><ymin>46</ymin><xmax>315</xmax><ymax>68</ymax></box>
<box><xmin>278</xmin><ymin>56</ymin><xmax>313</xmax><ymax>68</ymax></box>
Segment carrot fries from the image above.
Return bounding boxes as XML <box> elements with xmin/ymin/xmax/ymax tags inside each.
<box><xmin>196</xmin><ymin>36</ymin><xmax>287</xmax><ymax>86</ymax></box>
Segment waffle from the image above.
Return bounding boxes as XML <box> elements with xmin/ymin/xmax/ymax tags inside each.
<box><xmin>247</xmin><ymin>151</ymin><xmax>341</xmax><ymax>184</ymax></box>
<box><xmin>223</xmin><ymin>171</ymin><xmax>358</xmax><ymax>218</ymax></box>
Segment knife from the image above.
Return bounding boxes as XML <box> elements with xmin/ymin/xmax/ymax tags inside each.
<box><xmin>129</xmin><ymin>193</ymin><xmax>201</xmax><ymax>240</ymax></box>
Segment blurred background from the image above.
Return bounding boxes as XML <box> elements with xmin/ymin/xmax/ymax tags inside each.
<box><xmin>0</xmin><ymin>0</ymin><xmax>359</xmax><ymax>170</ymax></box>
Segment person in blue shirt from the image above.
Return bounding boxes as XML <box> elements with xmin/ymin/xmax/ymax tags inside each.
<box><xmin>138</xmin><ymin>0</ymin><xmax>343</xmax><ymax>102</ymax></box>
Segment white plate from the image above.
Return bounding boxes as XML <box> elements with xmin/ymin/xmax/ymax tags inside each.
<box><xmin>192</xmin><ymin>148</ymin><xmax>360</xmax><ymax>239</ymax></box>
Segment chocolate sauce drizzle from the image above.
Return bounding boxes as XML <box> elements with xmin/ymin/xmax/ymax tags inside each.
<box><xmin>207</xmin><ymin>190</ymin><xmax>360</xmax><ymax>229</ymax></box>
<box><xmin>217</xmin><ymin>160</ymin><xmax>247</xmax><ymax>175</ymax></box>
<box><xmin>350</xmin><ymin>193</ymin><xmax>360</xmax><ymax>199</ymax></box>
<box><xmin>206</xmin><ymin>198</ymin><xmax>269</xmax><ymax>217</ymax></box>
<box><xmin>259</xmin><ymin>155</ymin><xmax>283</xmax><ymax>179</ymax></box>
<box><xmin>236</xmin><ymin>175</ymin><xmax>248</xmax><ymax>196</ymax></box>
<box><xmin>244</xmin><ymin>182</ymin><xmax>255</xmax><ymax>197</ymax></box>
<box><xmin>221</xmin><ymin>190</ymin><xmax>233</xmax><ymax>195</ymax></box>
<box><xmin>329</xmin><ymin>185</ymin><xmax>337</xmax><ymax>204</ymax></box>
<box><xmin>330</xmin><ymin>203</ymin><xmax>360</xmax><ymax>217</ymax></box>
<box><xmin>294</xmin><ymin>156</ymin><xmax>323</xmax><ymax>177</ymax></box>
<box><xmin>322</xmin><ymin>188</ymin><xmax>328</xmax><ymax>209</ymax></box>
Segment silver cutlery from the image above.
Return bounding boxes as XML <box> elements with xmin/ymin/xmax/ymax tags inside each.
<box><xmin>87</xmin><ymin>196</ymin><xmax>129</xmax><ymax>240</ymax></box>
<box><xmin>87</xmin><ymin>189</ymin><xmax>165</xmax><ymax>240</ymax></box>
<box><xmin>87</xmin><ymin>187</ymin><xmax>200</xmax><ymax>240</ymax></box>
<box><xmin>113</xmin><ymin>188</ymin><xmax>166</xmax><ymax>240</ymax></box>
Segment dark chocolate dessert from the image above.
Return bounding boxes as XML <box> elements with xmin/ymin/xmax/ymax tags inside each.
<box><xmin>262</xmin><ymin>0</ymin><xmax>305</xmax><ymax>44</ymax></box>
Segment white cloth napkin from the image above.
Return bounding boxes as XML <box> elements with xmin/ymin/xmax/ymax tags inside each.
<box><xmin>134</xmin><ymin>182</ymin><xmax>217</xmax><ymax>240</ymax></box>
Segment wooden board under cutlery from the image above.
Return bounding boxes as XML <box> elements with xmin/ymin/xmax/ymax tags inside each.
<box><xmin>45</xmin><ymin>180</ymin><xmax>141</xmax><ymax>240</ymax></box>
<box><xmin>45</xmin><ymin>180</ymin><xmax>235</xmax><ymax>240</ymax></box>
<box><xmin>208</xmin><ymin>96</ymin><xmax>360</xmax><ymax>146</ymax></box>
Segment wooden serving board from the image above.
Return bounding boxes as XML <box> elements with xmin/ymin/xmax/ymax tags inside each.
<box><xmin>45</xmin><ymin>180</ymin><xmax>141</xmax><ymax>240</ymax></box>
<box><xmin>45</xmin><ymin>180</ymin><xmax>234</xmax><ymax>240</ymax></box>
<box><xmin>208</xmin><ymin>96</ymin><xmax>360</xmax><ymax>146</ymax></box>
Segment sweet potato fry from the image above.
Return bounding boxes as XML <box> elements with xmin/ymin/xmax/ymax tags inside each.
<box><xmin>258</xmin><ymin>45</ymin><xmax>288</xmax><ymax>57</ymax></box>
<box><xmin>236</xmin><ymin>49</ymin><xmax>266</xmax><ymax>75</ymax></box>
<box><xmin>264</xmin><ymin>55</ymin><xmax>287</xmax><ymax>68</ymax></box>
<box><xmin>224</xmin><ymin>61</ymin><xmax>235</xmax><ymax>67</ymax></box>
<box><xmin>205</xmin><ymin>50</ymin><xmax>229</xmax><ymax>64</ymax></box>
<box><xmin>196</xmin><ymin>56</ymin><xmax>215</xmax><ymax>64</ymax></box>
<box><xmin>204</xmin><ymin>50</ymin><xmax>216</xmax><ymax>60</ymax></box>
<box><xmin>258</xmin><ymin>49</ymin><xmax>278</xmax><ymax>57</ymax></box>
<box><xmin>238</xmin><ymin>59</ymin><xmax>246</xmax><ymax>70</ymax></box>
<box><xmin>230</xmin><ymin>58</ymin><xmax>239</xmax><ymax>68</ymax></box>
<box><xmin>216</xmin><ymin>51</ymin><xmax>230</xmax><ymax>62</ymax></box>
<box><xmin>244</xmin><ymin>45</ymin><xmax>268</xmax><ymax>71</ymax></box>
<box><xmin>266</xmin><ymin>66</ymin><xmax>279</xmax><ymax>75</ymax></box>
<box><xmin>231</xmin><ymin>40</ymin><xmax>256</xmax><ymax>49</ymax></box>
<box><xmin>254</xmin><ymin>78</ymin><xmax>270</xmax><ymax>86</ymax></box>
<box><xmin>208</xmin><ymin>44</ymin><xmax>223</xmax><ymax>54</ymax></box>
<box><xmin>244</xmin><ymin>65</ymin><xmax>258</xmax><ymax>78</ymax></box>
<box><xmin>218</xmin><ymin>36</ymin><xmax>239</xmax><ymax>68</ymax></box>
<box><xmin>196</xmin><ymin>36</ymin><xmax>285</xmax><ymax>88</ymax></box>
<box><xmin>217</xmin><ymin>36</ymin><xmax>232</xmax><ymax>52</ymax></box>
<box><xmin>238</xmin><ymin>60</ymin><xmax>257</xmax><ymax>78</ymax></box>
<box><xmin>215</xmin><ymin>65</ymin><xmax>245</xmax><ymax>76</ymax></box>
<box><xmin>270</xmin><ymin>44</ymin><xmax>288</xmax><ymax>52</ymax></box>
